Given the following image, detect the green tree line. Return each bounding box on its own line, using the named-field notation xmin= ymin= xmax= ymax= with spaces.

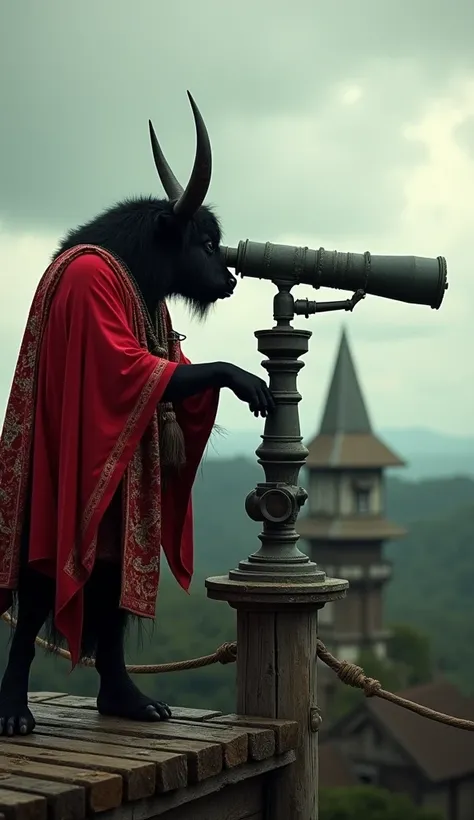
xmin=1 ymin=466 xmax=473 ymax=710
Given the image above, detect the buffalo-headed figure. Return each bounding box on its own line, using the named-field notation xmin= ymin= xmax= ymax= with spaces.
xmin=0 ymin=92 xmax=274 ymax=736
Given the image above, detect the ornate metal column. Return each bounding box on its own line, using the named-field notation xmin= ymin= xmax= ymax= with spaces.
xmin=216 ymin=280 xmax=364 ymax=584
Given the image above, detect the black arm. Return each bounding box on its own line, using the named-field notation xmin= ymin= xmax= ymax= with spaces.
xmin=161 ymin=362 xmax=230 ymax=403
xmin=161 ymin=360 xmax=275 ymax=417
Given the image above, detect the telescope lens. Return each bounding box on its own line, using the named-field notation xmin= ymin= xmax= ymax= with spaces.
xmin=355 ymin=253 xmax=448 ymax=310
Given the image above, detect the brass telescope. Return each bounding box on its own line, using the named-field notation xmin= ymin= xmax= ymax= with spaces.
xmin=221 ymin=240 xmax=448 ymax=309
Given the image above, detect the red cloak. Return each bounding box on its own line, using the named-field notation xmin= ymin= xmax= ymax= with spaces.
xmin=0 ymin=245 xmax=219 ymax=665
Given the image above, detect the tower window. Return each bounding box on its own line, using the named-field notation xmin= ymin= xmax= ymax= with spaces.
xmin=355 ymin=762 xmax=379 ymax=785
xmin=355 ymin=488 xmax=370 ymax=513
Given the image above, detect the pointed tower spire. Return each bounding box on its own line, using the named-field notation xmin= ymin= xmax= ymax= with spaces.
xmin=318 ymin=328 xmax=372 ymax=435
xmin=305 ymin=327 xmax=404 ymax=468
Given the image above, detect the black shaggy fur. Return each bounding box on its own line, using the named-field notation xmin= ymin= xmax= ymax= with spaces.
xmin=54 ymin=196 xmax=230 ymax=321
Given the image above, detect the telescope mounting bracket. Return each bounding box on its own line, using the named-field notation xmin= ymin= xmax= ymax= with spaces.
xmin=293 ymin=288 xmax=366 ymax=318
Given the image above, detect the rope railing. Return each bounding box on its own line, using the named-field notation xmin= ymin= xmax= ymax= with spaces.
xmin=2 ymin=610 xmax=473 ymax=732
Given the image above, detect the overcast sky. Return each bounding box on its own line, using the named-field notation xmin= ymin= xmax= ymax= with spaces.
xmin=1 ymin=0 xmax=473 ymax=443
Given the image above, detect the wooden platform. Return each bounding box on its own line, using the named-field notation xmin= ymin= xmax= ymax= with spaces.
xmin=0 ymin=692 xmax=298 ymax=819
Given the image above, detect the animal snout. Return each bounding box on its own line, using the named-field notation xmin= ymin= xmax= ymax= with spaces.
xmin=227 ymin=273 xmax=237 ymax=292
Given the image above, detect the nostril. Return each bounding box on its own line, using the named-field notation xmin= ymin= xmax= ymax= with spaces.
xmin=228 ymin=275 xmax=237 ymax=290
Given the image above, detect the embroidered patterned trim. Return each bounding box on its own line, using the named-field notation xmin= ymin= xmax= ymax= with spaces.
xmin=64 ymin=359 xmax=167 ymax=581
xmin=1 ymin=245 xmax=101 ymax=587
xmin=0 ymin=244 xmax=172 ymax=611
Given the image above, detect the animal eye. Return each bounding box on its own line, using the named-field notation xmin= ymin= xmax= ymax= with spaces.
xmin=204 ymin=239 xmax=214 ymax=254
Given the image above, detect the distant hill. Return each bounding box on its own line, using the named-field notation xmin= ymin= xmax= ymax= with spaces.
xmin=190 ymin=456 xmax=474 ymax=578
xmin=191 ymin=459 xmax=474 ymax=693
xmin=190 ymin=458 xmax=474 ymax=694
xmin=385 ymin=475 xmax=474 ymax=523
xmin=1 ymin=458 xmax=473 ymax=708
xmin=205 ymin=426 xmax=474 ymax=480
xmin=385 ymin=503 xmax=474 ymax=693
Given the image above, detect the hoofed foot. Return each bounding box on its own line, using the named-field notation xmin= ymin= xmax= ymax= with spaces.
xmin=97 ymin=675 xmax=172 ymax=722
xmin=0 ymin=695 xmax=36 ymax=736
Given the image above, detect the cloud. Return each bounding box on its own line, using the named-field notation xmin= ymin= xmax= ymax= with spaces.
xmin=1 ymin=0 xmax=474 ymax=233
xmin=0 ymin=0 xmax=473 ymax=436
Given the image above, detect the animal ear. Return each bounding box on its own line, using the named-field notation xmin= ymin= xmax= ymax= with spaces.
xmin=155 ymin=211 xmax=173 ymax=230
xmin=154 ymin=210 xmax=183 ymax=244
xmin=155 ymin=210 xmax=177 ymax=235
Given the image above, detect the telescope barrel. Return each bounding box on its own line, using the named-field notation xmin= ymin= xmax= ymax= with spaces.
xmin=221 ymin=240 xmax=448 ymax=309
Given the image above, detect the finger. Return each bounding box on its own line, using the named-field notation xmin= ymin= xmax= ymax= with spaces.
xmin=250 ymin=402 xmax=266 ymax=418
xmin=255 ymin=387 xmax=270 ymax=417
xmin=248 ymin=390 xmax=261 ymax=414
xmin=257 ymin=379 xmax=274 ymax=407
xmin=262 ymin=385 xmax=276 ymax=411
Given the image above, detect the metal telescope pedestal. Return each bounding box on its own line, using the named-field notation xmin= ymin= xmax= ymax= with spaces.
xmin=206 ymin=287 xmax=354 ymax=820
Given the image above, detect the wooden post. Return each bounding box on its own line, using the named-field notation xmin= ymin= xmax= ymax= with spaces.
xmin=206 ymin=579 xmax=347 ymax=820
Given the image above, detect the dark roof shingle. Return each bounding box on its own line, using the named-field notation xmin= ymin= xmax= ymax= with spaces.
xmin=306 ymin=432 xmax=405 ymax=468
xmin=366 ymin=679 xmax=474 ymax=782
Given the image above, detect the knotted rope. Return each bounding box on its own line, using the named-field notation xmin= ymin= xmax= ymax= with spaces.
xmin=0 ymin=611 xmax=237 ymax=671
xmin=2 ymin=611 xmax=473 ymax=732
xmin=316 ymin=640 xmax=474 ymax=732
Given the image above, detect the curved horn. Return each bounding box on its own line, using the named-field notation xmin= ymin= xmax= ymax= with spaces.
xmin=173 ymin=91 xmax=212 ymax=219
xmin=148 ymin=120 xmax=184 ymax=200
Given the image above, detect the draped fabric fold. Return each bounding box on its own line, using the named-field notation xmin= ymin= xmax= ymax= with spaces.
xmin=0 ymin=245 xmax=219 ymax=665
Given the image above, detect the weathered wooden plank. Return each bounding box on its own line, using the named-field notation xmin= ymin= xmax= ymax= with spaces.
xmin=0 ymin=775 xmax=85 ymax=820
xmin=33 ymin=726 xmax=186 ymax=793
xmin=167 ymin=707 xmax=223 ymax=722
xmin=33 ymin=706 xmax=248 ymax=769
xmin=150 ymin=776 xmax=263 ymax=820
xmin=0 ymin=788 xmax=47 ymax=820
xmin=0 ymin=757 xmax=122 ymax=814
xmin=129 ymin=718 xmax=248 ymax=769
xmin=99 ymin=751 xmax=295 ymax=820
xmin=34 ymin=723 xmax=219 ymax=784
xmin=27 ymin=694 xmax=67 ymax=704
xmin=208 ymin=715 xmax=300 ymax=754
xmin=0 ymin=740 xmax=154 ymax=802
xmin=200 ymin=721 xmax=274 ymax=761
xmin=40 ymin=696 xmax=222 ymax=721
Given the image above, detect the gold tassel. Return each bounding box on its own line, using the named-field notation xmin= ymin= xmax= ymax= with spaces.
xmin=153 ymin=303 xmax=186 ymax=471
xmin=159 ymin=403 xmax=186 ymax=469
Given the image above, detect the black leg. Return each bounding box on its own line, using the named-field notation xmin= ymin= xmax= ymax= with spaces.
xmin=0 ymin=568 xmax=54 ymax=736
xmin=92 ymin=563 xmax=171 ymax=722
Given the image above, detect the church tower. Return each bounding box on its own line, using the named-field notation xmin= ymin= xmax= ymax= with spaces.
xmin=298 ymin=328 xmax=406 ymax=675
